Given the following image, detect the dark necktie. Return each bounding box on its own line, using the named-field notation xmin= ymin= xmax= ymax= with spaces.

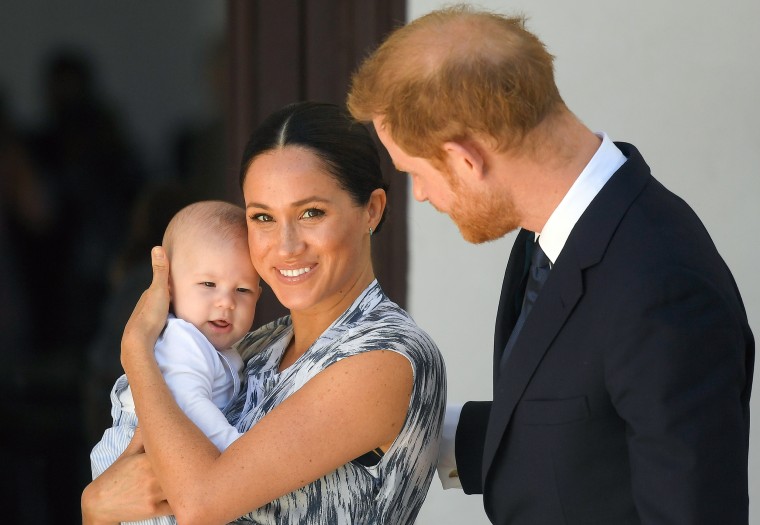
xmin=500 ymin=239 xmax=551 ymax=369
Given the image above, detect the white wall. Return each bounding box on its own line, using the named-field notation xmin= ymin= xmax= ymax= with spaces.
xmin=406 ymin=2 xmax=760 ymax=524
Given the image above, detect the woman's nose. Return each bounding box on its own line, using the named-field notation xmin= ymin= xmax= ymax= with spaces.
xmin=277 ymin=222 xmax=305 ymax=256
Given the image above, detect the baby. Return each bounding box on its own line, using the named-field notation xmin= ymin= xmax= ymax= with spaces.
xmin=90 ymin=201 xmax=259 ymax=524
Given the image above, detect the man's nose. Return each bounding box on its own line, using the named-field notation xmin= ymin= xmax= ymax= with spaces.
xmin=411 ymin=176 xmax=428 ymax=202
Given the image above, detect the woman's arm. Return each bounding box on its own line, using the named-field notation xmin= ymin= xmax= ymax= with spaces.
xmin=122 ymin=248 xmax=414 ymax=525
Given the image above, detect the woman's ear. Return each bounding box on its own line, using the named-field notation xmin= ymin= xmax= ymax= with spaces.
xmin=366 ymin=188 xmax=387 ymax=230
xmin=443 ymin=140 xmax=486 ymax=182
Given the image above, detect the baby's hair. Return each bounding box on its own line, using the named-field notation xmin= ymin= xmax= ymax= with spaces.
xmin=163 ymin=200 xmax=247 ymax=259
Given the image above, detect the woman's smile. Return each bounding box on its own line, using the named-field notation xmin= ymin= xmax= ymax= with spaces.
xmin=278 ymin=265 xmax=315 ymax=278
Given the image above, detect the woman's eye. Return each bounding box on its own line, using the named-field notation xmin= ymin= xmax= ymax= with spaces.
xmin=302 ymin=208 xmax=324 ymax=219
xmin=250 ymin=213 xmax=273 ymax=222
xmin=202 ymin=282 xmax=216 ymax=288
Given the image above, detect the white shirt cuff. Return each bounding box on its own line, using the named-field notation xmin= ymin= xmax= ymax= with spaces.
xmin=437 ymin=403 xmax=463 ymax=489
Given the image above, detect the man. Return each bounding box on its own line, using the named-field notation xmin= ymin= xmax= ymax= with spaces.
xmin=348 ymin=5 xmax=753 ymax=525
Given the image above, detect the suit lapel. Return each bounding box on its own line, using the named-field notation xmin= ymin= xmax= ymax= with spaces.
xmin=481 ymin=142 xmax=653 ymax=485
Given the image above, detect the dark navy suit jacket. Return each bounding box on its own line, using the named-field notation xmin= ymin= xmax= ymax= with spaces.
xmin=456 ymin=143 xmax=754 ymax=524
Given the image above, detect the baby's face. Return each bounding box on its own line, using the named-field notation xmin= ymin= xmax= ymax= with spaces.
xmin=170 ymin=234 xmax=260 ymax=350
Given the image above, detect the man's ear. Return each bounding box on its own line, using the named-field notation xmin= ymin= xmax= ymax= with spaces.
xmin=443 ymin=140 xmax=486 ymax=182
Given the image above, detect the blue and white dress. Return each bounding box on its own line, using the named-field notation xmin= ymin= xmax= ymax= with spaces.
xmin=226 ymin=280 xmax=446 ymax=524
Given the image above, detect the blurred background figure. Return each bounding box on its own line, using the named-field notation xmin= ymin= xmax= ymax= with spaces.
xmin=1 ymin=50 xmax=146 ymax=521
xmin=27 ymin=49 xmax=145 ymax=351
xmin=0 ymin=88 xmax=37 ymax=384
xmin=0 ymin=86 xmax=56 ymax=522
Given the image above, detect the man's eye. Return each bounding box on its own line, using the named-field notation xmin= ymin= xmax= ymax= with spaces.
xmin=202 ymin=282 xmax=216 ymax=288
xmin=302 ymin=208 xmax=324 ymax=219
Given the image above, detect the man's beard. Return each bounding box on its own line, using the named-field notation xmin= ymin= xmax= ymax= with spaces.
xmin=444 ymin=174 xmax=519 ymax=244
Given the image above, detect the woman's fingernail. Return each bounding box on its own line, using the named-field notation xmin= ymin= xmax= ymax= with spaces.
xmin=152 ymin=247 xmax=164 ymax=259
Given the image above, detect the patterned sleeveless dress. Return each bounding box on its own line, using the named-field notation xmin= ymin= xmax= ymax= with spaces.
xmin=225 ymin=281 xmax=446 ymax=524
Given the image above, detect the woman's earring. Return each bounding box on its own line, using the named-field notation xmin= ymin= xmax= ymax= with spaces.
xmin=369 ymin=226 xmax=374 ymax=237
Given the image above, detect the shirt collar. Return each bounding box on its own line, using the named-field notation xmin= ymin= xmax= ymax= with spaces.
xmin=537 ymin=132 xmax=626 ymax=263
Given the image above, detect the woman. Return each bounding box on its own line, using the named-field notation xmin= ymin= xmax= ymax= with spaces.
xmin=82 ymin=102 xmax=446 ymax=524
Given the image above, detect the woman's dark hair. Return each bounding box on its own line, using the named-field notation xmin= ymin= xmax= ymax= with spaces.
xmin=239 ymin=101 xmax=389 ymax=233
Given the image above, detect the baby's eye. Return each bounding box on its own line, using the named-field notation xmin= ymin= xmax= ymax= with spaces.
xmin=250 ymin=213 xmax=273 ymax=222
xmin=201 ymin=281 xmax=216 ymax=288
xmin=236 ymin=287 xmax=251 ymax=293
xmin=302 ymin=208 xmax=324 ymax=219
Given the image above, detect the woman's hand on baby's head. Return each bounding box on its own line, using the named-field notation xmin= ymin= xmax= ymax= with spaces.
xmin=121 ymin=247 xmax=171 ymax=372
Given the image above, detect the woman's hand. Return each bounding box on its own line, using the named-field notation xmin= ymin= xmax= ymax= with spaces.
xmin=121 ymin=247 xmax=171 ymax=374
xmin=82 ymin=428 xmax=171 ymax=524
